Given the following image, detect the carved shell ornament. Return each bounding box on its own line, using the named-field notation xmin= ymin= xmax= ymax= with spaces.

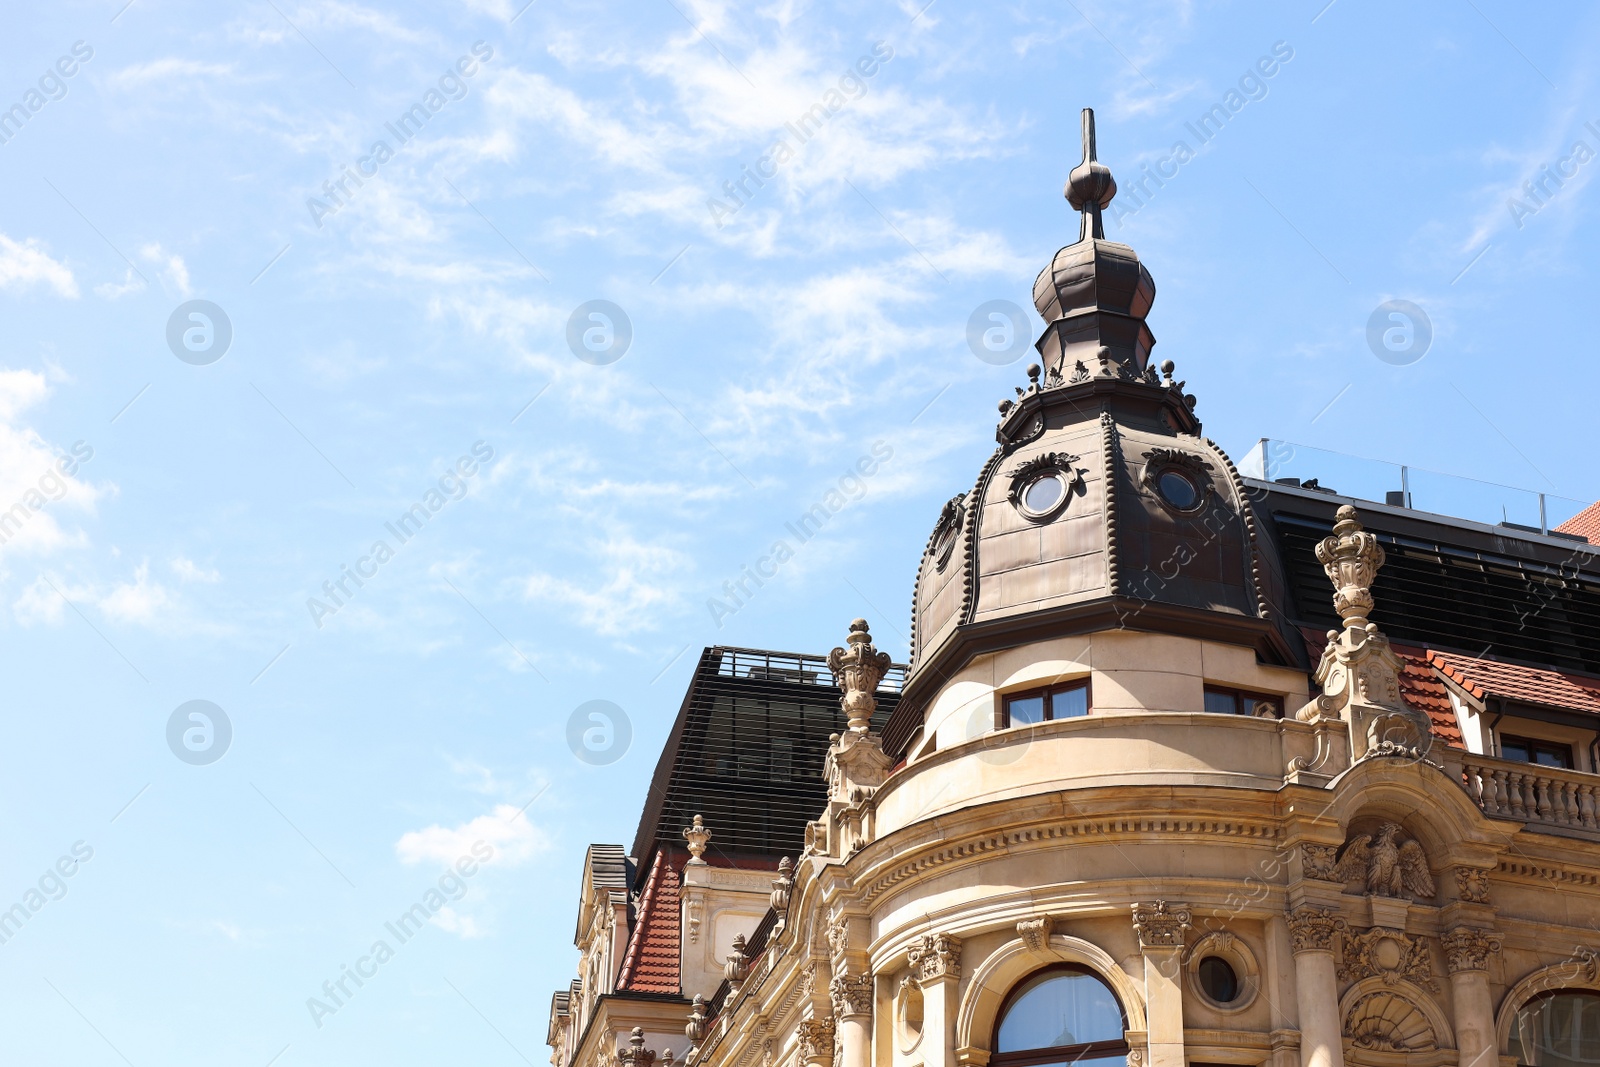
xmin=1345 ymin=992 xmax=1437 ymax=1052
xmin=1007 ymin=452 xmax=1083 ymax=520
xmin=1141 ymin=447 xmax=1214 ymax=515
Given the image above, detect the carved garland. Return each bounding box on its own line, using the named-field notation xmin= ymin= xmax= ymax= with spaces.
xmin=929 ymin=493 xmax=966 ymax=572
xmin=1005 ymin=452 xmax=1083 ymax=518
xmin=1140 ymin=447 xmax=1215 ymax=514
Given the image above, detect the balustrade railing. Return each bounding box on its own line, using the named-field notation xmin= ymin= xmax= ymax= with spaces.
xmin=1461 ymin=756 xmax=1600 ymax=831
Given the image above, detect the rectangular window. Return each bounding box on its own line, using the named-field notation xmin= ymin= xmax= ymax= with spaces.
xmin=1202 ymin=685 xmax=1283 ymax=718
xmin=1000 ymin=679 xmax=1091 ymax=728
xmin=1501 ymin=734 xmax=1575 ymax=769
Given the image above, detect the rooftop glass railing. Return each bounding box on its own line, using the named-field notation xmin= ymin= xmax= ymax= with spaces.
xmin=1238 ymin=439 xmax=1592 ymax=539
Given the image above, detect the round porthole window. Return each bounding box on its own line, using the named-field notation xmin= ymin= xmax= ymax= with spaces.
xmin=1197 ymin=956 xmax=1239 ymax=1004
xmin=1185 ymin=932 xmax=1258 ymax=1012
xmin=1023 ymin=473 xmax=1066 ymax=514
xmin=896 ymin=978 xmax=924 ymax=1050
xmin=1156 ymin=470 xmax=1200 ymax=511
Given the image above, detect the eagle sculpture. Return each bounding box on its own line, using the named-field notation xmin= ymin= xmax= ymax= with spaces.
xmin=1332 ymin=822 xmax=1435 ymax=899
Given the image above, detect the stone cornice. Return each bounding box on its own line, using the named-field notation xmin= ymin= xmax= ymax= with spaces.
xmin=858 ymin=810 xmax=1282 ymax=906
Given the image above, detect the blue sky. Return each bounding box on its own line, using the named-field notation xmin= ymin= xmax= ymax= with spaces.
xmin=1 ymin=0 xmax=1597 ymax=1063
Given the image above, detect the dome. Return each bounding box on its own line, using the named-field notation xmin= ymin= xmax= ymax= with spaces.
xmin=896 ymin=109 xmax=1297 ymax=741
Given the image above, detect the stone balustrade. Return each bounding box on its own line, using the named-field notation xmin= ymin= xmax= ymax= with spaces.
xmin=1460 ymin=755 xmax=1600 ymax=832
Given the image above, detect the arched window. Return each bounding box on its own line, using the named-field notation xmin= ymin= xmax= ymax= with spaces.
xmin=1510 ymin=990 xmax=1600 ymax=1066
xmin=994 ymin=966 xmax=1129 ymax=1067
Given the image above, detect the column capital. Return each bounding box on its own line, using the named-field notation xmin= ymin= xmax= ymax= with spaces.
xmin=909 ymin=933 xmax=962 ymax=981
xmin=1286 ymin=905 xmax=1346 ymax=955
xmin=1132 ymin=901 xmax=1191 ymax=950
xmin=797 ymin=1017 xmax=836 ymax=1067
xmin=1442 ymin=927 xmax=1503 ymax=974
xmin=830 ymin=971 xmax=873 ymax=1020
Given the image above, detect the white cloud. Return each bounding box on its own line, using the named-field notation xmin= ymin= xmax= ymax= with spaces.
xmin=0 ymin=370 xmax=103 ymax=561
xmin=94 ymin=270 xmax=145 ymax=300
xmin=394 ymin=804 xmax=545 ymax=867
xmin=0 ymin=235 xmax=77 ymax=298
xmin=522 ymin=534 xmax=694 ymax=636
xmin=98 ymin=562 xmax=177 ymax=625
xmin=429 ymin=905 xmax=483 ymax=939
xmin=172 ymin=557 xmax=221 ymax=583
xmin=12 ymin=575 xmax=65 ymax=626
xmin=106 ymin=58 xmax=233 ymax=89
xmin=140 ymin=243 xmax=192 ymax=298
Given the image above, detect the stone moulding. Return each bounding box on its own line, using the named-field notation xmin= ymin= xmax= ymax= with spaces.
xmin=859 ymin=817 xmax=1281 ymax=905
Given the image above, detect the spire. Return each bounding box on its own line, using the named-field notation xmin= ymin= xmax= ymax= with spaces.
xmin=1026 ymin=107 xmax=1157 ymax=385
xmin=1066 ymin=108 xmax=1117 ymax=242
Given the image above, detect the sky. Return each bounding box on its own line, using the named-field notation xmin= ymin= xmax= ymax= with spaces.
xmin=2 ymin=0 xmax=1598 ymax=1063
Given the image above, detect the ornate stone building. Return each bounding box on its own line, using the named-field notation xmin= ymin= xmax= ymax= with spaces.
xmin=547 ymin=112 xmax=1600 ymax=1067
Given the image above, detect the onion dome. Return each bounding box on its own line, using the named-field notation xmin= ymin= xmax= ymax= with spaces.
xmin=1032 ymin=109 xmax=1156 ymax=382
xmin=891 ymin=109 xmax=1298 ymax=754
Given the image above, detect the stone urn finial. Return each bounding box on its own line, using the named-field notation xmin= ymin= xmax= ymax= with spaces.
xmin=827 ymin=618 xmax=892 ymax=732
xmin=770 ymin=856 xmax=794 ymax=913
xmin=1316 ymin=505 xmax=1386 ymax=631
xmin=685 ymin=995 xmax=707 ymax=1043
xmin=725 ymin=933 xmax=749 ymax=988
xmin=683 ymin=815 xmax=712 ymax=865
xmin=620 ymin=1028 xmax=656 ymax=1067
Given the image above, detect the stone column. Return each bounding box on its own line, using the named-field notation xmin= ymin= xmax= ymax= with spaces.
xmin=1286 ymin=906 xmax=1346 ymax=1067
xmin=910 ymin=935 xmax=962 ymax=1067
xmin=1444 ymin=928 xmax=1502 ymax=1067
xmin=1132 ymin=902 xmax=1190 ymax=1067
xmin=831 ymin=971 xmax=873 ymax=1067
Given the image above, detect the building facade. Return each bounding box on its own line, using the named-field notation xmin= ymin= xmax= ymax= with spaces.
xmin=547 ymin=112 xmax=1600 ymax=1067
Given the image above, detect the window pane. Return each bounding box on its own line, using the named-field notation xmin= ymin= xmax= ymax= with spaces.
xmin=1502 ymin=739 xmax=1531 ymax=763
xmin=1203 ymin=689 xmax=1238 ymax=715
xmin=996 ymin=970 xmax=1125 ymax=1053
xmin=1510 ymin=992 xmax=1600 ymax=1067
xmin=1007 ymin=695 xmax=1045 ymax=726
xmin=1051 ymin=687 xmax=1088 ymax=719
xmin=1536 ymin=745 xmax=1573 ymax=769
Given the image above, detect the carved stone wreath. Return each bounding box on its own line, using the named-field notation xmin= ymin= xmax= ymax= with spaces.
xmin=1338 ymin=926 xmax=1438 ymax=992
xmin=1006 ymin=452 xmax=1083 ymax=519
xmin=1140 ymin=447 xmax=1215 ymax=515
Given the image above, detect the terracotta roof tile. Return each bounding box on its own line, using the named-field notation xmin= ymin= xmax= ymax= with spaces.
xmin=1427 ymin=649 xmax=1600 ymax=715
xmin=616 ymin=849 xmax=681 ymax=995
xmin=1299 ymin=628 xmax=1462 ymax=747
xmin=1556 ymin=501 xmax=1600 ymax=543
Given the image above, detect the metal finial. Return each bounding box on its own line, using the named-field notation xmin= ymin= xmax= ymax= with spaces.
xmin=1066 ymin=108 xmax=1117 ymax=242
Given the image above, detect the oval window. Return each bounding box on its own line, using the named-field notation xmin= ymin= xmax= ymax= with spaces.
xmin=1023 ymin=473 xmax=1066 ymax=515
xmin=1197 ymin=956 xmax=1240 ymax=1005
xmin=1156 ymin=470 xmax=1200 ymax=511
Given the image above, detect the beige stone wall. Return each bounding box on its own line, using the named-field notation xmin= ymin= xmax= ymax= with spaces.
xmin=681 ymin=717 xmax=1600 ymax=1067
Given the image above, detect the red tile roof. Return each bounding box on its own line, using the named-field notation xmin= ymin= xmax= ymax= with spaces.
xmin=1556 ymin=501 xmax=1600 ymax=543
xmin=616 ymin=849 xmax=681 ymax=995
xmin=1428 ymin=649 xmax=1600 ymax=715
xmin=1300 ymin=628 xmax=1462 ymax=747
